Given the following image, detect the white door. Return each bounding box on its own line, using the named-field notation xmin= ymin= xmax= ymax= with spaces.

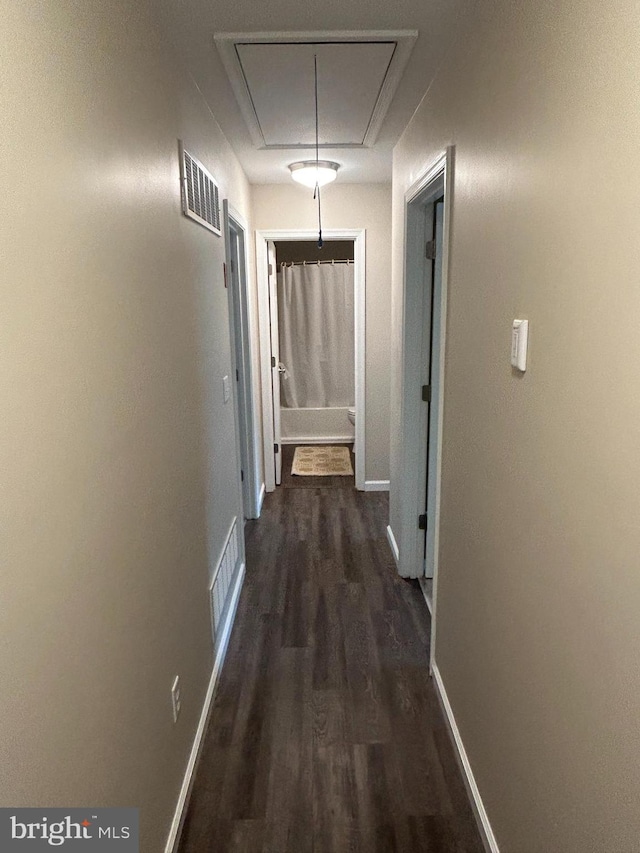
xmin=267 ymin=241 xmax=282 ymax=485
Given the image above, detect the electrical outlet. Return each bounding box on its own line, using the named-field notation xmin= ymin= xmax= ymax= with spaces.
xmin=171 ymin=676 xmax=181 ymax=723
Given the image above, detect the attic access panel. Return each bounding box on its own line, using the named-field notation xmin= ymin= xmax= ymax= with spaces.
xmin=215 ymin=32 xmax=418 ymax=150
xmin=237 ymin=42 xmax=393 ymax=147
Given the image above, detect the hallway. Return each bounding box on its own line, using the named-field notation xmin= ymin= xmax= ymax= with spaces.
xmin=178 ymin=448 xmax=483 ymax=852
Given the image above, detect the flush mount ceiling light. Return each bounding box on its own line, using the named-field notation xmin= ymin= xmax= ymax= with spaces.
xmin=289 ymin=160 xmax=339 ymax=188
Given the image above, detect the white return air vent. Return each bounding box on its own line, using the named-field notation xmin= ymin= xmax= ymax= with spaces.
xmin=179 ymin=142 xmax=221 ymax=235
xmin=209 ymin=517 xmax=240 ymax=648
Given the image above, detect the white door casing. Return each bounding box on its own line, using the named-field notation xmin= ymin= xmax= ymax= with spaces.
xmin=223 ymin=200 xmax=261 ymax=518
xmin=256 ymin=229 xmax=366 ymax=492
xmin=397 ymin=148 xmax=454 ymax=671
xmin=267 ymin=241 xmax=282 ymax=486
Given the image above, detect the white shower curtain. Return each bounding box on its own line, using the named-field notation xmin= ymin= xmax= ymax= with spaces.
xmin=277 ymin=262 xmax=355 ymax=408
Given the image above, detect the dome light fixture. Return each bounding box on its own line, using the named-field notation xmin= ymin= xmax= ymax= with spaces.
xmin=289 ymin=160 xmax=340 ymax=189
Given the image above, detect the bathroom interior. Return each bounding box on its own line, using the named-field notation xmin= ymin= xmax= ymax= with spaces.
xmin=274 ymin=239 xmax=356 ymax=458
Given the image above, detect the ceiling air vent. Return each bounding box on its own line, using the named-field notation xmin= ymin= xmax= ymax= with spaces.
xmin=179 ymin=143 xmax=221 ymax=235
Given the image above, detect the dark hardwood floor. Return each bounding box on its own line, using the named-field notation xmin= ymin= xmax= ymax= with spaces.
xmin=178 ymin=445 xmax=484 ymax=852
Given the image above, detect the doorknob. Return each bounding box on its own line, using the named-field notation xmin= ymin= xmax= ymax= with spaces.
xmin=277 ymin=362 xmax=287 ymax=375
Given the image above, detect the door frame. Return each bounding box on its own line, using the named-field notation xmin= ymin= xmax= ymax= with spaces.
xmin=398 ymin=148 xmax=453 ymax=668
xmin=223 ymin=200 xmax=261 ymax=519
xmin=266 ymin=241 xmax=282 ymax=486
xmin=256 ymin=228 xmax=366 ymax=492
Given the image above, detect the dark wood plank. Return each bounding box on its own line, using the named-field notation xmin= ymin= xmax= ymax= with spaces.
xmin=178 ymin=448 xmax=484 ymax=853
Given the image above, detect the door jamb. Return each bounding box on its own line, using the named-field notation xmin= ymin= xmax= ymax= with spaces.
xmin=255 ymin=228 xmax=366 ymax=491
xmin=223 ymin=200 xmax=261 ymax=518
xmin=399 ymin=148 xmax=454 ymax=671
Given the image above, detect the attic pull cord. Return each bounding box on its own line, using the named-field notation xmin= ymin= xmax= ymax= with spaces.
xmin=313 ymin=54 xmax=323 ymax=249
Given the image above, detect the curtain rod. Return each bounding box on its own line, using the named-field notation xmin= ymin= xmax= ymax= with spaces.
xmin=279 ymin=259 xmax=352 ymax=267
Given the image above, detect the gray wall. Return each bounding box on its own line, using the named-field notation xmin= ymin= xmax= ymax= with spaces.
xmin=391 ymin=0 xmax=640 ymax=850
xmin=253 ymin=183 xmax=392 ymax=482
xmin=0 ymin=1 xmax=250 ymax=850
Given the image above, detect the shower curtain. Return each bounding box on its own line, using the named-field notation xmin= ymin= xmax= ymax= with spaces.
xmin=277 ymin=261 xmax=355 ymax=408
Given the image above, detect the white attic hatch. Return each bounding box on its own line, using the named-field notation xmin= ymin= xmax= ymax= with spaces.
xmin=215 ymin=31 xmax=417 ymax=149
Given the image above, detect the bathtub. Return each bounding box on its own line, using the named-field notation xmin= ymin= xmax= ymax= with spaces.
xmin=280 ymin=407 xmax=354 ymax=445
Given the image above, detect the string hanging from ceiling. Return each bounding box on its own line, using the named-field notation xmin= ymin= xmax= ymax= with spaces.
xmin=287 ymin=56 xmax=340 ymax=246
xmin=313 ymin=54 xmax=323 ymax=249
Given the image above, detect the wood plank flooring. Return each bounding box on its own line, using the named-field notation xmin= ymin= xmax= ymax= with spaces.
xmin=178 ymin=445 xmax=483 ymax=852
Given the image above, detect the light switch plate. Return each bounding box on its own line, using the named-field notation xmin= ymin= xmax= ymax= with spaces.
xmin=223 ymin=375 xmax=231 ymax=403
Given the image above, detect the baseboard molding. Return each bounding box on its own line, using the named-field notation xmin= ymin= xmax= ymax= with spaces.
xmin=364 ymin=480 xmax=390 ymax=491
xmin=386 ymin=524 xmax=400 ymax=567
xmin=164 ymin=562 xmax=246 ymax=853
xmin=257 ymin=483 xmax=266 ymax=516
xmin=281 ymin=436 xmax=354 ymax=445
xmin=418 ymin=576 xmax=433 ymax=615
xmin=431 ymin=663 xmax=500 ymax=853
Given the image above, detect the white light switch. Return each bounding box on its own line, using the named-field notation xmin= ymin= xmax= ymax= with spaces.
xmin=222 ymin=375 xmax=231 ymax=403
xmin=511 ymin=319 xmax=529 ymax=371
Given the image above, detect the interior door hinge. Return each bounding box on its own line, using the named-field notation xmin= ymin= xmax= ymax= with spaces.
xmin=240 ymin=469 xmax=244 ymax=482
xmin=418 ymin=514 xmax=427 ymax=530
xmin=274 ymin=443 xmax=279 ymax=454
xmin=271 ymin=356 xmax=276 ymax=368
xmin=268 ymin=263 xmax=273 ymax=276
xmin=425 ymin=240 xmax=436 ymax=261
xmin=236 ymin=369 xmax=239 ymax=382
xmin=422 ymin=385 xmax=431 ymax=402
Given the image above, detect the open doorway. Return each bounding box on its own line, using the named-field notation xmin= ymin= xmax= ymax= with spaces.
xmin=396 ymin=149 xmax=453 ymax=661
xmin=276 ymin=239 xmax=355 ymax=448
xmin=256 ymin=229 xmax=366 ymax=491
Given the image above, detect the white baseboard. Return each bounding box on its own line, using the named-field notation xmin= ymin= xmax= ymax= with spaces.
xmin=431 ymin=663 xmax=499 ymax=853
xmin=164 ymin=562 xmax=246 ymax=853
xmin=257 ymin=483 xmax=266 ymax=516
xmin=364 ymin=480 xmax=390 ymax=491
xmin=386 ymin=524 xmax=400 ymax=567
xmin=281 ymin=435 xmax=354 ymax=445
xmin=418 ymin=576 xmax=433 ymax=615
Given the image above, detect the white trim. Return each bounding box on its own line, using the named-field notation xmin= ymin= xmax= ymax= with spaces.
xmin=364 ymin=480 xmax=390 ymax=491
xmin=396 ymin=148 xmax=455 ymax=680
xmin=398 ymin=150 xmax=449 ymax=580
xmin=427 ymin=149 xmax=454 ymax=670
xmin=214 ymin=31 xmax=417 ymax=150
xmin=164 ymin=562 xmax=246 ymax=853
xmin=386 ymin=525 xmax=399 ymax=566
xmin=256 ymin=229 xmax=366 ymax=491
xmin=353 ymin=232 xmax=366 ymax=492
xmin=223 ymin=201 xmax=260 ymax=519
xmin=405 ymin=150 xmax=449 ymax=203
xmin=281 ymin=435 xmax=353 ymax=445
xmin=266 ymin=241 xmax=283 ymax=486
xmin=418 ymin=576 xmax=433 ymax=615
xmin=257 ymin=482 xmax=266 ymax=516
xmin=256 ymin=236 xmax=275 ymax=492
xmin=431 ymin=663 xmax=500 ymax=853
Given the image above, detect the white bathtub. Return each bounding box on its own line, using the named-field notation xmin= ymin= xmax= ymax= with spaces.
xmin=280 ymin=407 xmax=354 ymax=445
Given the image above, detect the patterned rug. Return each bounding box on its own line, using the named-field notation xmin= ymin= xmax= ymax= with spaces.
xmin=291 ymin=445 xmax=353 ymax=476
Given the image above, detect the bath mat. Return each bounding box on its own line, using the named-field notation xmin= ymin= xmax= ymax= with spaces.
xmin=291 ymin=445 xmax=353 ymax=477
